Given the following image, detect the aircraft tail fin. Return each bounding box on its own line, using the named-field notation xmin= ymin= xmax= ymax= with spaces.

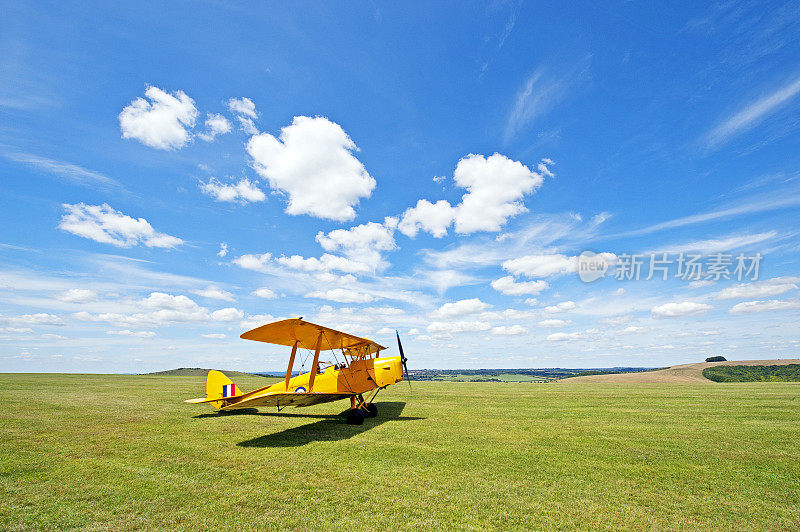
xmin=184 ymin=370 xmax=244 ymax=410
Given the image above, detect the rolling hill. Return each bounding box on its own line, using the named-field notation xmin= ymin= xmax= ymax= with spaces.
xmin=561 ymin=359 xmax=800 ymax=383
xmin=141 ymin=368 xmax=267 ymax=378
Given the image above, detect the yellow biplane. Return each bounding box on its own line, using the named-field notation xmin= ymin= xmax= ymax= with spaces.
xmin=186 ymin=318 xmax=410 ymax=424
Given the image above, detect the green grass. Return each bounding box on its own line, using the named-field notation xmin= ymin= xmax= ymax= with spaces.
xmin=2 ymin=374 xmax=799 ymax=530
xmin=703 ymin=364 xmax=800 ymax=383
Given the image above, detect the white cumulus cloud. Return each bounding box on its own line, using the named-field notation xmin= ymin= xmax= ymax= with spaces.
xmin=200 ymin=178 xmax=266 ymax=203
xmin=452 ymin=153 xmax=544 ymax=233
xmin=197 ymin=113 xmax=232 ymax=142
xmin=277 ymin=254 xmax=371 ymax=275
xmin=616 ymin=326 xmax=646 ymax=335
xmin=491 ymin=325 xmax=528 ymax=336
xmin=305 ymin=288 xmax=377 ymax=303
xmin=537 ymin=319 xmax=570 ymax=327
xmin=651 ymin=301 xmax=712 ymax=318
xmin=398 ymin=154 xmax=546 ymax=237
xmin=268 ymin=218 xmax=398 ymax=277
xmin=429 ymin=298 xmax=490 ymax=319
xmin=227 ymin=97 xmax=258 ymax=119
xmin=503 ymin=253 xmax=575 ymax=277
xmin=141 ymin=292 xmax=200 ymax=311
xmin=729 ymin=299 xmax=800 ymax=315
xmin=316 ymin=218 xmax=397 ymax=271
xmin=503 ymin=252 xmax=616 ymax=278
xmin=491 ymin=276 xmax=549 ymax=296
xmin=427 ymin=320 xmax=491 ymax=334
xmin=545 ymin=301 xmax=576 ymax=313
xmin=547 ymin=331 xmax=588 ymax=342
xmin=714 ymin=277 xmax=798 ymax=300
xmin=74 ymin=293 xmax=245 ymax=327
xmin=58 ymin=203 xmax=183 ymax=248
xmin=56 ymin=289 xmax=97 ymax=303
xmin=232 ymin=253 xmax=272 ymax=273
xmin=191 ymin=286 xmax=235 ymax=302
xmin=119 ymin=86 xmax=198 ymax=150
xmin=247 ymin=116 xmax=375 ymax=221
xmin=252 ymin=287 xmax=277 ymax=299
xmin=398 ymin=200 xmax=456 ymax=238
xmin=238 ymin=117 xmax=259 ymax=135
xmin=210 ymin=307 xmax=244 ymax=322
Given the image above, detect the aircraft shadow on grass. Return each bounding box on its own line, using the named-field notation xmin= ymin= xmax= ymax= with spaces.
xmin=205 ymin=401 xmax=424 ymax=448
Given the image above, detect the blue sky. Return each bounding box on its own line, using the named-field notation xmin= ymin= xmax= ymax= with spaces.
xmin=2 ymin=1 xmax=800 ymax=373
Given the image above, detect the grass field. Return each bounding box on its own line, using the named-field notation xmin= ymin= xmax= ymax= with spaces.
xmin=2 ymin=374 xmax=799 ymax=530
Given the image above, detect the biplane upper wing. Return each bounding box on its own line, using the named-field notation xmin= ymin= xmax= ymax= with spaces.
xmin=240 ymin=318 xmax=387 ymax=357
xmin=218 ymin=391 xmax=353 ymax=410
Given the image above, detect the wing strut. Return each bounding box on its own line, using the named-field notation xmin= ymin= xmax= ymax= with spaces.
xmin=284 ymin=340 xmax=298 ymax=391
xmin=307 ymin=331 xmax=324 ymax=392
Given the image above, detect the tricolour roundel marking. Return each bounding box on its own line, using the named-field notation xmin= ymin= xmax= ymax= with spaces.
xmin=294 ymin=386 xmax=307 ymax=393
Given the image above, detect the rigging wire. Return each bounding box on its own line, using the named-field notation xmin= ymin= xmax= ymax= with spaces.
xmin=321 ymin=329 xmax=355 ymax=393
xmin=298 ymin=344 xmax=312 ymax=375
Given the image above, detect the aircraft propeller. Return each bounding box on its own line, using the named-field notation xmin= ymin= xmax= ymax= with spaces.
xmin=395 ymin=330 xmax=411 ymax=390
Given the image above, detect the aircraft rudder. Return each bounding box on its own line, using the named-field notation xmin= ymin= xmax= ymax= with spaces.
xmin=205 ymin=370 xmax=241 ymax=409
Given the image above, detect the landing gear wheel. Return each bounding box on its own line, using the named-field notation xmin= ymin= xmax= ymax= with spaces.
xmin=365 ymin=403 xmax=378 ymax=418
xmin=346 ymin=408 xmax=365 ymax=425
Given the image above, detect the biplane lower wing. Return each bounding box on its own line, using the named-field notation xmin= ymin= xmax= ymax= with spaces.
xmin=184 ymin=394 xmax=250 ymax=404
xmin=218 ymin=392 xmax=353 ymax=410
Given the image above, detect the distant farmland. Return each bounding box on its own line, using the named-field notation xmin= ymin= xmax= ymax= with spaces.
xmin=410 ymin=367 xmax=653 ymax=382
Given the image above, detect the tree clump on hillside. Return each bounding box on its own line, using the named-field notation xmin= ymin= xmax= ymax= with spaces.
xmin=703 ymin=364 xmax=800 ymax=382
xmin=705 ymin=356 xmax=727 ymax=362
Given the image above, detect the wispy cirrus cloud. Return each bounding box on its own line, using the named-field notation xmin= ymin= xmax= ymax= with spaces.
xmin=504 ymin=70 xmax=566 ymax=143
xmin=3 ymin=152 xmax=122 ymax=190
xmin=478 ymin=0 xmax=523 ymax=76
xmin=504 ymin=58 xmax=590 ymax=143
xmin=650 ymin=231 xmax=779 ymax=255
xmin=714 ymin=276 xmax=799 ymax=301
xmin=617 ymin=186 xmax=800 ymax=238
xmin=704 ymin=76 xmax=800 ymax=149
